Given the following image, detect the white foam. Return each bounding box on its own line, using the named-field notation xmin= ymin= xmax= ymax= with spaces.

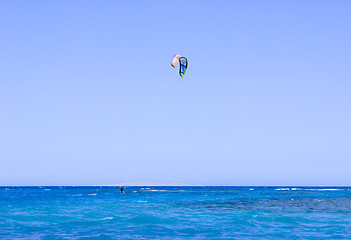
xmin=249 ymin=189 xmax=254 ymax=191
xmin=306 ymin=188 xmax=342 ymax=191
xmin=88 ymin=193 xmax=97 ymax=196
xmin=100 ymin=217 xmax=114 ymax=221
xmin=275 ymin=188 xmax=342 ymax=191
xmin=137 ymin=200 xmax=147 ymax=203
xmin=150 ymin=190 xmax=167 ymax=192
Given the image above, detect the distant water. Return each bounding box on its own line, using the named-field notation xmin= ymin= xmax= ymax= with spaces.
xmin=1 ymin=186 xmax=351 ymax=239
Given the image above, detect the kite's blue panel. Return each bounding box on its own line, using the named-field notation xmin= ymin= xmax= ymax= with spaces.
xmin=179 ymin=57 xmax=188 ymax=78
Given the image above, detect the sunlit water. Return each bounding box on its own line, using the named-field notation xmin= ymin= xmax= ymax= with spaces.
xmin=1 ymin=186 xmax=350 ymax=239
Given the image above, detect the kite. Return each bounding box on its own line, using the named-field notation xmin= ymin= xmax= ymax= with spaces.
xmin=171 ymin=54 xmax=188 ymax=77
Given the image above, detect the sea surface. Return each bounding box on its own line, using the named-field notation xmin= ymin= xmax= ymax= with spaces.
xmin=1 ymin=186 xmax=351 ymax=239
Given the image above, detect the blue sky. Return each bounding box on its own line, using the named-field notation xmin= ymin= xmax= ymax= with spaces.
xmin=1 ymin=1 xmax=350 ymax=186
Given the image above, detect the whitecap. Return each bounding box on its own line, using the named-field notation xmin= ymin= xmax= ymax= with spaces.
xmin=88 ymin=193 xmax=97 ymax=196
xmin=249 ymin=189 xmax=254 ymax=191
xmin=137 ymin=201 xmax=147 ymax=203
xmin=71 ymin=194 xmax=82 ymax=196
xmin=99 ymin=217 xmax=114 ymax=221
xmin=307 ymin=188 xmax=341 ymax=191
xmin=275 ymin=188 xmax=290 ymax=191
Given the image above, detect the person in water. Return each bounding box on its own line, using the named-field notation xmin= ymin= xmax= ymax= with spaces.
xmin=120 ymin=186 xmax=125 ymax=194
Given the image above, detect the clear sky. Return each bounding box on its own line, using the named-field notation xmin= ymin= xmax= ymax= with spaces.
xmin=1 ymin=1 xmax=350 ymax=186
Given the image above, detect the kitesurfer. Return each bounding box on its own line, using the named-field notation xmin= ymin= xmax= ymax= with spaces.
xmin=120 ymin=186 xmax=125 ymax=194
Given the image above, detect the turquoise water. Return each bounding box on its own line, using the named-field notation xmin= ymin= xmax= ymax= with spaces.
xmin=1 ymin=186 xmax=351 ymax=239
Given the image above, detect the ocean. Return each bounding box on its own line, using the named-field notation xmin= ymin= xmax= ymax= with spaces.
xmin=1 ymin=186 xmax=350 ymax=239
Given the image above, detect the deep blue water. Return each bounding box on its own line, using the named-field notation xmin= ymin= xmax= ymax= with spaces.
xmin=1 ymin=186 xmax=351 ymax=239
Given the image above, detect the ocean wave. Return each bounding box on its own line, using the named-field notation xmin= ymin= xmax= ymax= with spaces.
xmin=306 ymin=188 xmax=342 ymax=191
xmin=275 ymin=188 xmax=343 ymax=191
xmin=99 ymin=217 xmax=114 ymax=221
xmin=275 ymin=188 xmax=301 ymax=191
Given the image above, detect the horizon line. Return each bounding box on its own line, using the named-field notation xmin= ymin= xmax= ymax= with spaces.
xmin=1 ymin=185 xmax=351 ymax=187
